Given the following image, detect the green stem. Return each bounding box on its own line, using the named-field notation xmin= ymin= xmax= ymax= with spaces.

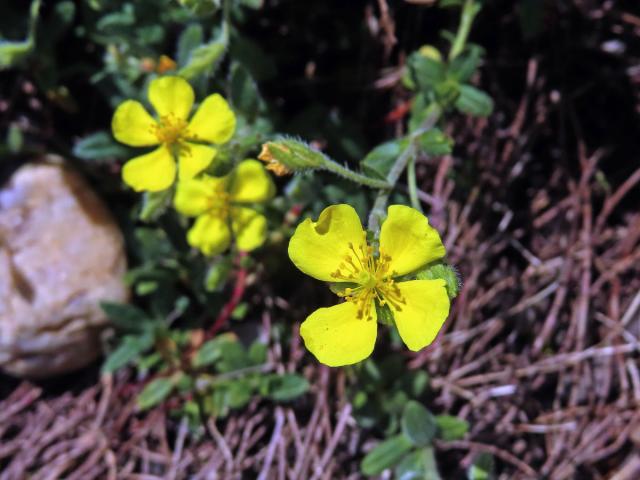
xmin=322 ymin=160 xmax=391 ymax=189
xmin=367 ymin=105 xmax=442 ymax=232
xmin=449 ymin=0 xmax=479 ymax=61
xmin=222 ymin=0 xmax=231 ymax=43
xmin=407 ymin=157 xmax=422 ymax=213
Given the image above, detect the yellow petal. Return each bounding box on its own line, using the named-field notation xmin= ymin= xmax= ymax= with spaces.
xmin=379 ymin=205 xmax=446 ymax=276
xmin=178 ymin=142 xmax=217 ymax=180
xmin=122 ymin=145 xmax=176 ymax=192
xmin=187 ymin=93 xmax=236 ymax=144
xmin=300 ymin=301 xmax=377 ymax=367
xmin=111 ymin=100 xmax=159 ymax=147
xmin=187 ymin=213 xmax=231 ymax=256
xmin=174 ymin=175 xmax=222 ymax=216
xmin=148 ymin=76 xmax=194 ymax=120
xmin=288 ymin=204 xmax=367 ymax=282
xmin=232 ymin=207 xmax=267 ymax=252
xmin=388 ymin=279 xmax=450 ymax=351
xmin=230 ymin=160 xmax=275 ymax=203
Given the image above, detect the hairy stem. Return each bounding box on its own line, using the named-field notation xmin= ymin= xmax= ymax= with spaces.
xmin=407 ymin=156 xmax=423 ymax=212
xmin=367 ymin=105 xmax=442 ymax=232
xmin=322 ymin=160 xmax=392 ymax=189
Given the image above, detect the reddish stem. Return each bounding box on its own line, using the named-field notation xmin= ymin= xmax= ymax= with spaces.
xmin=208 ymin=252 xmax=248 ymax=338
xmin=384 ymin=99 xmax=412 ymax=123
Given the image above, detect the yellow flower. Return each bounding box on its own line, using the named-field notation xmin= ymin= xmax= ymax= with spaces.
xmin=288 ymin=204 xmax=450 ymax=367
xmin=112 ymin=76 xmax=236 ymax=192
xmin=173 ymin=160 xmax=275 ymax=256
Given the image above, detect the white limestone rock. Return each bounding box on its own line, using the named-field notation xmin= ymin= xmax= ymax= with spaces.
xmin=0 ymin=159 xmax=128 ymax=378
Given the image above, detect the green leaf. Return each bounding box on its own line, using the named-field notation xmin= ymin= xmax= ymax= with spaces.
xmin=101 ymin=302 xmax=149 ymax=330
xmin=448 ymin=45 xmax=483 ymax=83
xmin=408 ymin=52 xmax=446 ymax=91
xmin=72 ymin=131 xmax=128 ymax=161
xmin=231 ymin=302 xmax=248 ymax=320
xmin=361 ymin=139 xmax=408 ymax=180
xmin=102 ymin=333 xmax=154 ymax=373
xmin=402 ymin=401 xmax=437 ymax=447
xmin=54 ymin=1 xmax=76 ymax=25
xmin=6 ymin=124 xmax=23 ymax=153
xmin=178 ymin=37 xmax=226 ymax=80
xmin=192 ymin=333 xmax=236 ymax=368
xmin=217 ymin=341 xmax=252 ymax=373
xmin=226 ymin=380 xmax=253 ymax=408
xmin=204 ymin=258 xmax=232 ymax=292
xmin=395 ymin=448 xmax=441 ymax=480
xmin=434 ymin=78 xmax=461 ymax=107
xmin=409 ymin=94 xmax=433 ymax=132
xmin=439 ymin=0 xmax=464 ymax=7
xmin=137 ymin=377 xmax=176 ymax=410
xmin=178 ymin=0 xmax=221 ymax=15
xmin=139 ymin=189 xmax=173 ymax=222
xmin=96 ymin=4 xmax=135 ymax=30
xmin=0 ymin=0 xmax=40 ymax=69
xmin=416 ymin=129 xmax=454 ymax=156
xmin=248 ymin=341 xmax=268 ymax=365
xmin=455 ymin=85 xmax=494 ymax=117
xmin=415 ymin=263 xmax=460 ymax=299
xmin=267 ymin=374 xmax=310 ymax=402
xmin=176 ymin=24 xmax=203 ymax=67
xmin=435 ymin=415 xmax=469 ymax=441
xmin=467 ymin=453 xmax=495 ymax=480
xmin=361 ymin=434 xmax=414 ymax=476
xmin=240 ymin=0 xmax=263 ymax=8
xmin=411 ymin=370 xmax=430 ymax=397
xmin=230 ymin=62 xmax=261 ymax=117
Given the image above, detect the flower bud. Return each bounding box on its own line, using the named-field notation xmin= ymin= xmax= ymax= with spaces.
xmin=418 ymin=45 xmax=442 ymax=62
xmin=258 ymin=139 xmax=327 ymax=175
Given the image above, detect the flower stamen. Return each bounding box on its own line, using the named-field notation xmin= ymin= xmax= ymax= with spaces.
xmin=332 ymin=243 xmax=406 ymax=320
xmin=153 ymin=114 xmax=189 ymax=145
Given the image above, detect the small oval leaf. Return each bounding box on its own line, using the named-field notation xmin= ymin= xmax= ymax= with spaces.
xmin=137 ymin=377 xmax=176 ymax=410
xmin=361 ymin=434 xmax=413 ymax=476
xmin=402 ymin=401 xmax=437 ymax=447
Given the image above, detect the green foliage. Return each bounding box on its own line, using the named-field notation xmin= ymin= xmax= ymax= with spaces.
xmin=435 ymin=415 xmax=469 ymax=441
xmin=265 ymin=374 xmax=310 ymax=401
xmin=455 ymin=85 xmax=494 ymax=117
xmin=416 ymin=263 xmax=461 ymax=299
xmin=361 ymin=434 xmax=414 ymax=476
xmin=359 ymin=398 xmax=466 ymax=478
xmin=361 ymin=139 xmax=409 ymax=180
xmin=178 ymin=31 xmax=227 ymax=79
xmin=396 ymin=449 xmax=441 ymax=480
xmin=138 ymin=376 xmax=178 ymax=410
xmin=468 ymin=453 xmax=495 ymax=480
xmin=402 ymin=401 xmax=437 ymax=447
xmin=73 ymin=131 xmax=129 ymax=161
xmin=0 ymin=0 xmax=40 ymax=69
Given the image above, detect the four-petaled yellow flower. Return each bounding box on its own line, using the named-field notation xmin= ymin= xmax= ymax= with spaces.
xmin=288 ymin=204 xmax=450 ymax=366
xmin=173 ymin=160 xmax=275 ymax=256
xmin=112 ymin=76 xmax=236 ymax=192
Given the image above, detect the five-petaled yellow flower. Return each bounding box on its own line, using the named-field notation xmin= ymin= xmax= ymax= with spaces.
xmin=112 ymin=76 xmax=236 ymax=192
xmin=289 ymin=204 xmax=450 ymax=366
xmin=173 ymin=160 xmax=275 ymax=256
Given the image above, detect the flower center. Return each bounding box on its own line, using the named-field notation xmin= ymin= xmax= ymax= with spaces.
xmin=153 ymin=114 xmax=188 ymax=145
xmin=205 ymin=188 xmax=231 ymax=219
xmin=330 ymin=242 xmax=406 ymax=320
